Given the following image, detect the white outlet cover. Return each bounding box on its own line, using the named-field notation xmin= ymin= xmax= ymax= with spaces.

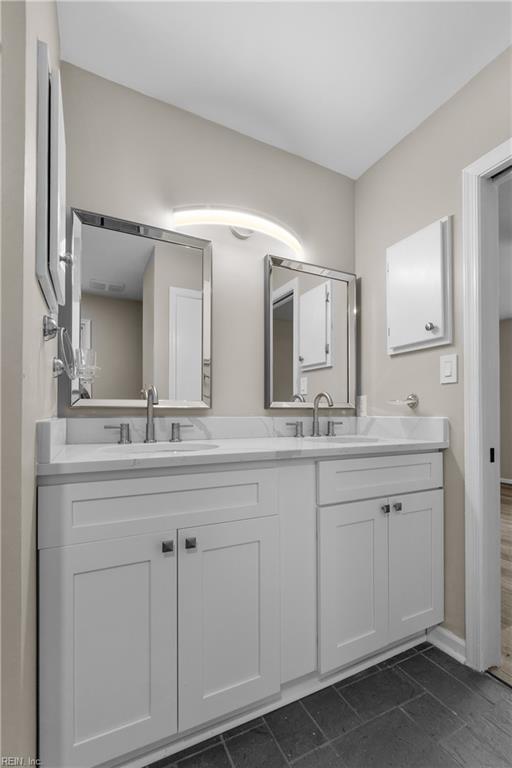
xmin=300 ymin=376 xmax=308 ymax=395
xmin=440 ymin=353 xmax=458 ymax=384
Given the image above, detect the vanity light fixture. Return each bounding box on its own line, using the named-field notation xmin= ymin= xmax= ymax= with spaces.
xmin=172 ymin=206 xmax=304 ymax=258
xmin=230 ymin=226 xmax=253 ymax=241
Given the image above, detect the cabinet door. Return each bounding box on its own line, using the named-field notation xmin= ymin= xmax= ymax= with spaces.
xmin=386 ymin=217 xmax=452 ymax=354
xmin=299 ymin=281 xmax=331 ymax=369
xmin=178 ymin=516 xmax=280 ymax=731
xmin=39 ymin=533 xmax=177 ymax=768
xmin=319 ymin=500 xmax=388 ymax=674
xmin=388 ymin=490 xmax=444 ymax=642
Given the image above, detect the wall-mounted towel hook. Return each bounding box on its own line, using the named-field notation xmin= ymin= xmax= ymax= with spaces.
xmin=387 ymin=393 xmax=419 ymax=410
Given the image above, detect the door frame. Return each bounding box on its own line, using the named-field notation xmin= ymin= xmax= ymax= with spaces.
xmin=463 ymin=137 xmax=512 ymax=671
xmin=272 ymin=277 xmax=300 ymax=397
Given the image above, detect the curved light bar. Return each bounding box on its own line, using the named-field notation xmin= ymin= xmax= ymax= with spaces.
xmin=172 ymin=207 xmax=304 ymax=257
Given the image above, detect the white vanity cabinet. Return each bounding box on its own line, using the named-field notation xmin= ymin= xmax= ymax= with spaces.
xmin=318 ymin=453 xmax=444 ymax=675
xmin=178 ymin=517 xmax=280 ymax=731
xmin=318 ymin=499 xmax=389 ymax=672
xmin=38 ymin=468 xmax=280 ymax=768
xmin=388 ymin=489 xmax=444 ymax=642
xmin=38 ymin=448 xmax=445 ymax=768
xmin=39 ymin=532 xmax=178 ymax=768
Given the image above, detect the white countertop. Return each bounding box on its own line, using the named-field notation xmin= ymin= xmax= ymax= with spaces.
xmin=37 ymin=435 xmax=448 ymax=477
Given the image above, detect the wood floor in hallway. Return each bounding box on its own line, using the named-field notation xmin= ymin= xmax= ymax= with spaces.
xmin=490 ymin=483 xmax=512 ymax=686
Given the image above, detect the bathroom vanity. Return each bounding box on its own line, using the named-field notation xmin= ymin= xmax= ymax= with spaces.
xmin=38 ymin=208 xmax=450 ymax=768
xmin=37 ymin=419 xmax=447 ymax=768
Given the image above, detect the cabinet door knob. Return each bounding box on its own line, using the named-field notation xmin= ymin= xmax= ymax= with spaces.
xmin=381 ymin=504 xmax=390 ymax=514
xmin=393 ymin=502 xmax=403 ymax=512
xmin=425 ymin=322 xmax=435 ymax=331
xmin=185 ymin=537 xmax=197 ymax=550
xmin=161 ymin=540 xmax=174 ymax=553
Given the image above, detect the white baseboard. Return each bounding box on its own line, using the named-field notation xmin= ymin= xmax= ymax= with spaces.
xmin=427 ymin=625 xmax=466 ymax=664
xmin=500 ymin=477 xmax=512 ymax=485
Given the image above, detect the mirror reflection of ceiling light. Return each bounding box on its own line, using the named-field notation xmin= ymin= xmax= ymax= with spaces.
xmin=171 ymin=206 xmax=304 ymax=257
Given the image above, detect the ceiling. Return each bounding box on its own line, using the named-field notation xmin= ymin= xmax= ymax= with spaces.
xmin=81 ymin=226 xmax=155 ymax=300
xmin=58 ymin=1 xmax=511 ymax=179
xmin=81 ymin=222 xmax=293 ymax=300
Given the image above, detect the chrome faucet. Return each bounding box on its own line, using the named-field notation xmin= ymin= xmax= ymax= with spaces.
xmin=312 ymin=391 xmax=334 ymax=436
xmin=141 ymin=385 xmax=159 ymax=443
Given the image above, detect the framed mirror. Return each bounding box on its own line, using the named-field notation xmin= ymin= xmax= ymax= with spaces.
xmin=36 ymin=42 xmax=67 ymax=313
xmin=60 ymin=209 xmax=212 ymax=409
xmin=265 ymin=255 xmax=356 ymax=408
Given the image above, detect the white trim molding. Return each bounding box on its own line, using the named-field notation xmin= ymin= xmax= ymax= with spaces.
xmin=427 ymin=626 xmax=466 ymax=665
xmin=272 ymin=277 xmax=300 ymax=397
xmin=463 ymin=138 xmax=512 ymax=672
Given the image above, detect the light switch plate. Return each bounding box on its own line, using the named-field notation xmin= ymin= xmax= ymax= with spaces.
xmin=440 ymin=353 xmax=458 ymax=384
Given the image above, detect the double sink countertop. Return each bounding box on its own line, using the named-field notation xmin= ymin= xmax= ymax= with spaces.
xmin=37 ymin=419 xmax=450 ymax=477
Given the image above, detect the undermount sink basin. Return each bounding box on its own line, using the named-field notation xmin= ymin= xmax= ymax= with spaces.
xmin=102 ymin=442 xmax=218 ymax=454
xmin=303 ymin=435 xmax=380 ymax=444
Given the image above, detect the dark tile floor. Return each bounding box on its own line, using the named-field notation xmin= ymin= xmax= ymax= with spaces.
xmin=148 ymin=642 xmax=512 ymax=768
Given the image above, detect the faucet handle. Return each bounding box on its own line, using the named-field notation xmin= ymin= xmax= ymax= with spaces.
xmin=170 ymin=422 xmax=193 ymax=443
xmin=104 ymin=423 xmax=132 ymax=444
xmin=286 ymin=421 xmax=304 ymax=438
xmin=326 ymin=420 xmax=344 ymax=437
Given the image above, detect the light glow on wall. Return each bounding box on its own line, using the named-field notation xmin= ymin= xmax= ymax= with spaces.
xmin=172 ymin=206 xmax=304 ymax=258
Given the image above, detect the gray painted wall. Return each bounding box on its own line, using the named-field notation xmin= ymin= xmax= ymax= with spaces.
xmin=1 ymin=0 xmax=61 ymax=758
xmin=60 ymin=62 xmax=355 ymax=416
xmin=355 ymin=47 xmax=512 ymax=640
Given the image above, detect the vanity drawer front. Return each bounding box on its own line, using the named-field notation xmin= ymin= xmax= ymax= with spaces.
xmin=38 ymin=468 xmax=277 ymax=548
xmin=317 ymin=452 xmax=443 ymax=505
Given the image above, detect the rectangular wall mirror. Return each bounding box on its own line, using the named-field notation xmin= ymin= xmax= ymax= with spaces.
xmin=61 ymin=209 xmax=212 ymax=409
xmin=265 ymin=255 xmax=356 ymax=408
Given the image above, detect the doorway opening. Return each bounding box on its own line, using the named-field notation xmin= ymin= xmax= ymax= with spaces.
xmin=491 ymin=169 xmax=512 ymax=686
xmin=463 ymin=139 xmax=512 ymax=674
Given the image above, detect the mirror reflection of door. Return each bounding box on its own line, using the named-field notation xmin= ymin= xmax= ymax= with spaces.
xmin=169 ymin=286 xmax=202 ymax=401
xmin=299 ymin=281 xmax=332 ymax=370
xmin=267 ymin=258 xmax=354 ymax=407
xmin=272 ymin=278 xmax=299 ymax=402
xmin=79 ymin=224 xmax=204 ymax=402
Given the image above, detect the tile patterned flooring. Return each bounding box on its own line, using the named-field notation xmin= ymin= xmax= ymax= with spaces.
xmin=147 ymin=642 xmax=512 ymax=768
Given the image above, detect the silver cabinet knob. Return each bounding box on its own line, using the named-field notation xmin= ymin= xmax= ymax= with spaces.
xmin=161 ymin=540 xmax=174 ymax=553
xmin=425 ymin=322 xmax=435 ymax=331
xmin=381 ymin=504 xmax=390 ymax=514
xmin=185 ymin=537 xmax=197 ymax=550
xmin=393 ymin=502 xmax=403 ymax=512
